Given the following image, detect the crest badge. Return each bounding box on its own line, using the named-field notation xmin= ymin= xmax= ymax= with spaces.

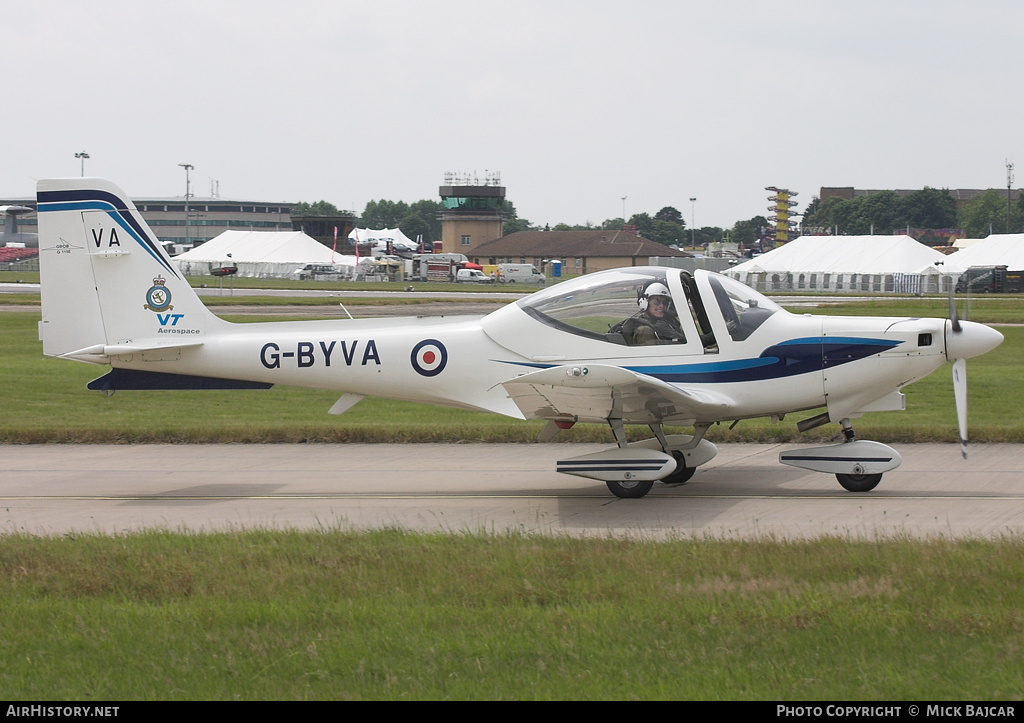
xmin=144 ymin=276 xmax=173 ymax=312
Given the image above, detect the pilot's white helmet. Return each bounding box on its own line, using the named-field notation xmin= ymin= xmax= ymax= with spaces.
xmin=638 ymin=281 xmax=672 ymax=311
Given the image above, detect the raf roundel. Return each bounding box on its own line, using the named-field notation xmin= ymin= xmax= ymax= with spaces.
xmin=411 ymin=339 xmax=448 ymax=377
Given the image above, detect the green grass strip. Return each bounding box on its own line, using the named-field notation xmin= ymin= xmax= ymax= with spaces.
xmin=0 ymin=529 xmax=1021 ymax=700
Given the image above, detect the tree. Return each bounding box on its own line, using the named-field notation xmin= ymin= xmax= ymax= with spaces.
xmin=958 ymin=190 xmax=1023 ymax=237
xmin=291 ymin=200 xmax=339 ymax=215
xmin=628 ymin=212 xmax=654 ymax=237
xmin=898 ymin=188 xmax=957 ymax=230
xmin=502 ymin=218 xmax=533 ymax=235
xmin=731 ymin=216 xmax=769 ymax=248
xmin=856 ymin=190 xmax=902 ymax=234
xmin=360 ymin=199 xmax=409 ymax=230
xmin=803 ymin=196 xmax=847 ymax=233
xmin=399 ymin=214 xmax=430 ymax=246
xmin=644 ymin=220 xmax=685 ymax=246
xmin=803 ymin=195 xmax=821 ymax=219
xmin=407 ymin=200 xmax=442 ymax=243
xmin=654 ymin=206 xmax=684 ymax=225
xmin=501 ymin=200 xmax=519 ymax=220
xmin=696 ymin=226 xmax=725 ymax=245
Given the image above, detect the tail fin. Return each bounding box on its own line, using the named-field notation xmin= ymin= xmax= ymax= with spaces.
xmin=37 ymin=178 xmax=221 ymax=362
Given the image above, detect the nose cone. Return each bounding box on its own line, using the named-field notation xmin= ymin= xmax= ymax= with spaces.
xmin=946 ymin=319 xmax=1004 ymax=360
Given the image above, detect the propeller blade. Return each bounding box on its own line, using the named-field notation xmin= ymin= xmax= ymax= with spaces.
xmin=952 ymin=358 xmax=968 ymax=459
xmin=948 ymin=284 xmax=962 ymax=332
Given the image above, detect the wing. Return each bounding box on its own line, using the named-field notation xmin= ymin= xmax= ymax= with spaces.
xmin=500 ymin=363 xmax=734 ymax=426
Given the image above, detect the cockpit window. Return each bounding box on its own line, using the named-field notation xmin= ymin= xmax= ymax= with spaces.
xmin=707 ymin=274 xmax=780 ymax=341
xmin=518 ymin=269 xmax=686 ymax=346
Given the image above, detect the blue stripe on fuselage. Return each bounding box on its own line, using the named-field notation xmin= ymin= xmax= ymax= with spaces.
xmin=501 ymin=337 xmax=902 ymax=384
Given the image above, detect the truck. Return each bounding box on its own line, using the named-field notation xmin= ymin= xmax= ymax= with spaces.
xmin=954 ymin=265 xmax=1024 ymax=294
xmin=410 ymin=253 xmax=469 ymax=282
xmin=497 ymin=263 xmax=546 ymax=285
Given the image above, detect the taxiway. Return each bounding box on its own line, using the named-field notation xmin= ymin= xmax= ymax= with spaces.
xmin=2 ymin=443 xmax=1022 ymax=539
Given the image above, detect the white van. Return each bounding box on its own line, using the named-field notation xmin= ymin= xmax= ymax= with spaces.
xmin=455 ymin=268 xmax=493 ymax=284
xmin=498 ymin=264 xmax=546 ymax=285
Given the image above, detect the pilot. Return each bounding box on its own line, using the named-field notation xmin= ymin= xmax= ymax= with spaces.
xmin=619 ymin=281 xmax=686 ymax=345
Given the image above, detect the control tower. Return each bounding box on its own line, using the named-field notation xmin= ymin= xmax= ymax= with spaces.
xmin=438 ymin=171 xmax=505 ymax=254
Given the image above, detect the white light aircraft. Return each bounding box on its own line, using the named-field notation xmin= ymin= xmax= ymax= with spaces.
xmin=37 ymin=179 xmax=1004 ymax=498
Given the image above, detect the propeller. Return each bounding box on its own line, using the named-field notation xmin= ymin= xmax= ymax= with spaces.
xmin=948 ymin=286 xmax=966 ymax=458
xmin=945 ymin=286 xmax=1004 ymax=459
xmin=952 ymin=358 xmax=968 ymax=458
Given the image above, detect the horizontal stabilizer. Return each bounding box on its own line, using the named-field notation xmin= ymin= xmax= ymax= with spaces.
xmin=56 ymin=339 xmax=205 ymax=364
xmin=87 ymin=368 xmax=273 ymax=391
xmin=102 ymin=340 xmax=204 ymax=355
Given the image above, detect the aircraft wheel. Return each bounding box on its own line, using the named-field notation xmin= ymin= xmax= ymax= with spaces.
xmin=835 ymin=472 xmax=882 ymax=492
xmin=606 ymin=479 xmax=655 ymax=499
xmin=661 ymin=452 xmax=696 ymax=484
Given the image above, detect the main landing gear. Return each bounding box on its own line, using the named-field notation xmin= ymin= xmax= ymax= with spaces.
xmin=780 ymin=418 xmax=901 ymax=493
xmin=602 ymin=422 xmax=709 ymax=499
xmin=554 ymin=419 xmax=718 ymax=499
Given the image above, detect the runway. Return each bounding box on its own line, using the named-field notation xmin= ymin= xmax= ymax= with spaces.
xmin=2 ymin=443 xmax=1023 ymax=539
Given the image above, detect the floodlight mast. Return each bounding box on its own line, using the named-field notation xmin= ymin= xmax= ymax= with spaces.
xmin=75 ymin=151 xmax=90 ymax=177
xmin=1008 ymin=159 xmax=1015 ymax=232
xmin=179 ymin=163 xmax=194 ymax=248
xmin=689 ymin=197 xmax=696 ymax=246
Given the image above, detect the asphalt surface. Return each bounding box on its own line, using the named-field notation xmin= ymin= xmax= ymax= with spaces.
xmin=2 ymin=443 xmax=1022 ymax=539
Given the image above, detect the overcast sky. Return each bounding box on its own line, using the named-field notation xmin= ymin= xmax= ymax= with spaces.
xmin=6 ymin=0 xmax=1023 ymax=229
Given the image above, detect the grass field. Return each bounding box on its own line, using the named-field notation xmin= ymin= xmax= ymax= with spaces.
xmin=1 ymin=530 xmax=1022 ymax=700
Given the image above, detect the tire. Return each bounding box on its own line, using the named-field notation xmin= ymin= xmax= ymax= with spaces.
xmin=835 ymin=472 xmax=882 ymax=492
xmin=661 ymin=452 xmax=696 ymax=485
xmin=606 ymin=479 xmax=655 ymax=499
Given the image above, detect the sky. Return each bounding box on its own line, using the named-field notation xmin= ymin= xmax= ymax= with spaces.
xmin=5 ymin=0 xmax=1024 ymax=229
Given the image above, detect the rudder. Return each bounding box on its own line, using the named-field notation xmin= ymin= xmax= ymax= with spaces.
xmin=37 ymin=178 xmax=220 ymax=361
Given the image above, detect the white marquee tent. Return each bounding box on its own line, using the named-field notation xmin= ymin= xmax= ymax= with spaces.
xmin=726 ymin=235 xmax=963 ymax=294
xmin=171 ymin=230 xmax=356 ymax=278
xmin=947 ymin=234 xmax=1024 ymax=270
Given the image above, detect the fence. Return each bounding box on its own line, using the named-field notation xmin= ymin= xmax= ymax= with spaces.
xmin=727 ymin=271 xmax=956 ymax=295
xmin=1 ymin=258 xmax=39 ymax=273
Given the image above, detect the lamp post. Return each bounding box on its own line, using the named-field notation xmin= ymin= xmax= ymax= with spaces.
xmin=621 ymin=196 xmax=627 ymax=225
xmin=179 ymin=163 xmax=193 ymax=248
xmin=1008 ymin=159 xmax=1015 ymax=233
xmin=75 ymin=152 xmax=90 ymax=177
xmin=689 ymin=197 xmax=697 ymax=247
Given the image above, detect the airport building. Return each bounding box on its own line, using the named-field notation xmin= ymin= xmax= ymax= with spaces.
xmin=471 ymin=229 xmax=688 ymax=276
xmin=0 ymin=195 xmax=297 ymax=250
